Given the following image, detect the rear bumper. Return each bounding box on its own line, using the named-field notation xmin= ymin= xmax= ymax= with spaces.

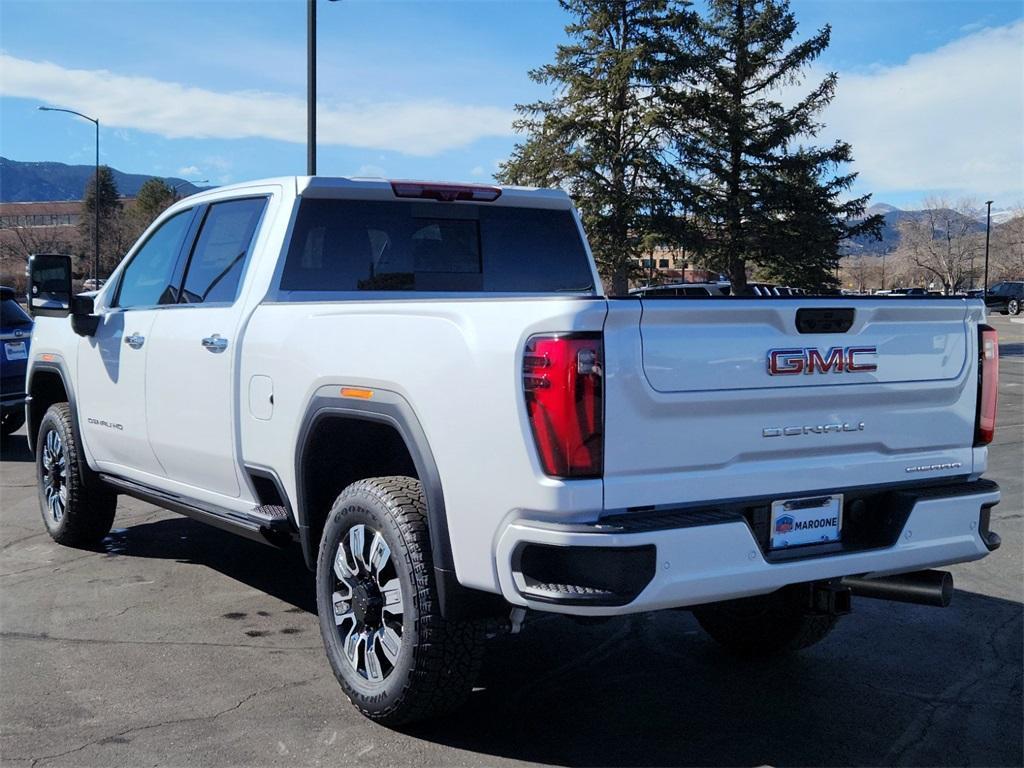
xmin=495 ymin=480 xmax=1001 ymax=616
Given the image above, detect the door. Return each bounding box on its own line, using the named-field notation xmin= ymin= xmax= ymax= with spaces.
xmin=77 ymin=208 xmax=196 ymax=476
xmin=145 ymin=197 xmax=267 ymax=498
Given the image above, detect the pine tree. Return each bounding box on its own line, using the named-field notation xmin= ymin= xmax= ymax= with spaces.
xmin=79 ymin=166 xmax=122 ymax=274
xmin=496 ymin=0 xmax=697 ymax=294
xmin=132 ymin=178 xmax=175 ymax=224
xmin=666 ymin=0 xmax=881 ymax=291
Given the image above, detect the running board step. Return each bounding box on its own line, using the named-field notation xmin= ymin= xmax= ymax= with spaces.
xmin=250 ymin=504 xmax=291 ymax=530
xmin=100 ymin=474 xmax=295 ymax=548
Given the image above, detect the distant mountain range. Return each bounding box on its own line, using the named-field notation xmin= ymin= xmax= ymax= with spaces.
xmin=1 ymin=157 xmax=1016 ymax=255
xmin=0 ymin=157 xmax=211 ymax=203
xmin=845 ymin=203 xmax=982 ymax=255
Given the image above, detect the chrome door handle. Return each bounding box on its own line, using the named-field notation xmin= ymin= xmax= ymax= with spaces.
xmin=124 ymin=333 xmax=145 ymax=349
xmin=201 ymin=334 xmax=228 ymax=352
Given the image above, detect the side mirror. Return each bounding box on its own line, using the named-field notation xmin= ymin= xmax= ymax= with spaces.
xmin=28 ymin=253 xmax=73 ymax=317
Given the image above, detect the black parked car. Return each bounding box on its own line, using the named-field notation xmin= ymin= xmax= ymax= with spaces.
xmin=1 ymin=286 xmax=33 ymax=437
xmin=985 ymin=281 xmax=1024 ymax=315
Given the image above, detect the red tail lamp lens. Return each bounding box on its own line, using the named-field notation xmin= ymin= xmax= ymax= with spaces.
xmin=523 ymin=334 xmax=603 ymax=478
xmin=976 ymin=325 xmax=999 ymax=445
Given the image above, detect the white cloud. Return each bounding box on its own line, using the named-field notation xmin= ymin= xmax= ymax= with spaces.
xmin=818 ymin=21 xmax=1024 ymax=201
xmin=469 ymin=165 xmax=485 ymax=177
xmin=177 ymin=165 xmax=201 ymax=177
xmin=355 ymin=164 xmax=386 ymax=177
xmin=0 ymin=54 xmax=515 ymax=156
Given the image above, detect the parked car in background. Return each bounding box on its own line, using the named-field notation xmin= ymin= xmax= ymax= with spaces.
xmin=631 ymin=282 xmax=731 ymax=297
xmin=985 ymin=281 xmax=1024 ymax=315
xmin=81 ymin=278 xmax=107 ymax=292
xmin=890 ymin=288 xmax=929 ymax=296
xmin=1 ymin=286 xmax=32 ymax=437
xmin=740 ymin=283 xmax=806 ymax=297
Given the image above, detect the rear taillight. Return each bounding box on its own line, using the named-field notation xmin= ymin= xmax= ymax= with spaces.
xmin=975 ymin=325 xmax=999 ymax=445
xmin=522 ymin=334 xmax=603 ymax=478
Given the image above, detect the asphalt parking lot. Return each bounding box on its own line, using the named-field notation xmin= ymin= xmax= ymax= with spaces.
xmin=1 ymin=315 xmax=1021 ymax=768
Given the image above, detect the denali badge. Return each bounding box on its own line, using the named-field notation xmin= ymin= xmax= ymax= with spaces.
xmin=768 ymin=346 xmax=877 ymax=375
xmin=763 ymin=422 xmax=865 ymax=438
xmin=87 ymin=417 xmax=124 ymax=431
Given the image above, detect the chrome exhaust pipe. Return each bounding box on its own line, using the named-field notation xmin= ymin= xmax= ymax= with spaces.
xmin=842 ymin=570 xmax=953 ymax=608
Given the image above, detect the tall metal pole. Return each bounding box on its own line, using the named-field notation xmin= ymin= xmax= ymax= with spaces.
xmin=307 ymin=0 xmax=316 ymax=176
xmin=38 ymin=106 xmax=101 ymax=281
xmin=983 ymin=200 xmax=994 ymax=296
xmin=94 ymin=119 xmax=100 ymax=284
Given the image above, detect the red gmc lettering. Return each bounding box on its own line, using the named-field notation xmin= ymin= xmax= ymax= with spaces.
xmin=805 ymin=347 xmax=845 ymax=374
xmin=768 ymin=346 xmax=878 ymax=376
xmin=846 ymin=346 xmax=878 ymax=372
xmin=768 ymin=349 xmax=805 ymax=375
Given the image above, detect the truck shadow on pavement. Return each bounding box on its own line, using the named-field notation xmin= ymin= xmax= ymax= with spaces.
xmin=101 ymin=517 xmax=317 ymax=613
xmin=0 ymin=435 xmax=33 ymax=463
xmin=102 ymin=515 xmax=1023 ymax=768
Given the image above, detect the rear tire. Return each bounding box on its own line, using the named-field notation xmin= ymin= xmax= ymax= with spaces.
xmin=694 ymin=584 xmax=839 ymax=657
xmin=36 ymin=403 xmax=116 ymax=547
xmin=1 ymin=409 xmax=25 ymax=437
xmin=316 ymin=476 xmax=486 ymax=725
xmin=1009 ymin=298 xmax=1020 ymax=316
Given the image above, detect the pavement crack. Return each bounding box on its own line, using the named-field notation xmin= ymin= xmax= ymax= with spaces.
xmin=0 ymin=530 xmax=49 ymax=551
xmin=0 ymin=552 xmax=98 ymax=579
xmin=25 ymin=677 xmax=322 ymax=767
xmin=0 ymin=630 xmax=321 ymax=652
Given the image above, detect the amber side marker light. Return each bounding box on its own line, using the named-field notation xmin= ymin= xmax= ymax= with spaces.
xmin=340 ymin=387 xmax=374 ymax=400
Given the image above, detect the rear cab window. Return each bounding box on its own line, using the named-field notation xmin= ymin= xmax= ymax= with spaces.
xmin=279 ymin=199 xmax=595 ymax=295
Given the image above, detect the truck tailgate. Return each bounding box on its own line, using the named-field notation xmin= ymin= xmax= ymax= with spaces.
xmin=602 ymin=299 xmax=982 ymax=510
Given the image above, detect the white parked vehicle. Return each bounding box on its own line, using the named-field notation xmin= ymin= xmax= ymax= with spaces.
xmin=25 ymin=177 xmax=1002 ymax=724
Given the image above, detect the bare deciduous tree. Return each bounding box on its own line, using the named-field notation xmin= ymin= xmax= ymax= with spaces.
xmin=896 ymin=199 xmax=982 ymax=294
xmin=989 ymin=208 xmax=1024 ymax=282
xmin=0 ymin=223 xmax=82 ymax=292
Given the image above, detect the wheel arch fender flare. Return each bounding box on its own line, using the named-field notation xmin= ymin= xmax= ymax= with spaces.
xmin=293 ymin=387 xmax=455 ymax=578
xmin=26 ymin=358 xmax=86 ymax=476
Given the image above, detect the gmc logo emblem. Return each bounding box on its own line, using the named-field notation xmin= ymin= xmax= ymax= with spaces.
xmin=768 ymin=346 xmax=878 ymax=375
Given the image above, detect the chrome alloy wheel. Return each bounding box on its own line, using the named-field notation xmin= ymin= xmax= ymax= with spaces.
xmin=331 ymin=524 xmax=405 ymax=683
xmin=41 ymin=428 xmax=68 ymax=524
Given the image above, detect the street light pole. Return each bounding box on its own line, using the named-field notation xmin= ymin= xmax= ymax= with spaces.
xmin=308 ymin=0 xmax=316 ymax=176
xmin=307 ymin=0 xmax=340 ymax=177
xmin=168 ymin=179 xmax=209 ymax=200
xmin=983 ymin=200 xmax=994 ymax=297
xmin=39 ymin=106 xmax=100 ymax=283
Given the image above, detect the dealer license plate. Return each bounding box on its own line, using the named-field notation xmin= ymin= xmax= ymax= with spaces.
xmin=4 ymin=341 xmax=27 ymax=361
xmin=770 ymin=494 xmax=843 ymax=549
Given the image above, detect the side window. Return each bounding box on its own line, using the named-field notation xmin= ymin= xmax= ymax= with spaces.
xmin=115 ymin=210 xmax=193 ymax=308
xmin=179 ymin=198 xmax=266 ymax=304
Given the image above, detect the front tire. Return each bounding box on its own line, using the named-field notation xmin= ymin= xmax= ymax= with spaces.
xmin=1008 ymin=298 xmax=1020 ymax=316
xmin=694 ymin=584 xmax=839 ymax=657
xmin=36 ymin=403 xmax=116 ymax=547
xmin=316 ymin=476 xmax=485 ymax=725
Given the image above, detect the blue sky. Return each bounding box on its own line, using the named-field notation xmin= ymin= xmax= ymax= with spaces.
xmin=1 ymin=0 xmax=1022 ymax=208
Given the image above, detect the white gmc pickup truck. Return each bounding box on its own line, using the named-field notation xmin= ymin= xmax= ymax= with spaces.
xmin=25 ymin=177 xmax=1002 ymax=724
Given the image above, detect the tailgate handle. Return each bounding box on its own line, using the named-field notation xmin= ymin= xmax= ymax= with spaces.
xmin=796 ymin=308 xmax=854 ymax=334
